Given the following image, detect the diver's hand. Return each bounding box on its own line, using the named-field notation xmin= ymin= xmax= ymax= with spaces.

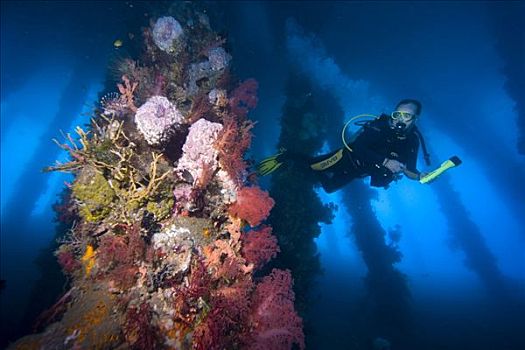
xmin=418 ymin=172 xmax=429 ymax=180
xmin=383 ymin=159 xmax=406 ymax=173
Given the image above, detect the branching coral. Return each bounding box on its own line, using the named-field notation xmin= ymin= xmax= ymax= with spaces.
xmin=46 ymin=116 xmax=139 ymax=178
xmin=46 ymin=119 xmax=174 ymax=223
xmin=117 ymin=152 xmax=173 ymax=209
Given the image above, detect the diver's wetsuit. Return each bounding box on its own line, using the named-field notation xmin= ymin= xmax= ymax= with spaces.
xmin=288 ymin=114 xmax=421 ymax=193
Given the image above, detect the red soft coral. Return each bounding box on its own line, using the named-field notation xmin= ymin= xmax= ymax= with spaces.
xmin=97 ymin=235 xmax=129 ymax=268
xmin=124 ymin=302 xmax=160 ymax=349
xmin=242 ymin=226 xmax=280 ymax=270
xmin=215 ymin=114 xmax=254 ymax=184
xmin=193 ymin=278 xmax=254 ymax=350
xmin=172 ymin=259 xmax=212 ymax=327
xmin=244 ymin=269 xmax=305 ymax=350
xmin=56 ymin=250 xmax=81 ymax=274
xmin=52 ymin=189 xmax=77 ymax=224
xmin=229 ymin=79 xmax=258 ymax=119
xmin=96 ymin=224 xmax=146 ymax=288
xmin=214 ymin=78 xmax=258 ymax=183
xmin=98 ymin=225 xmax=146 ymax=268
xmin=229 ymin=186 xmax=275 ymax=227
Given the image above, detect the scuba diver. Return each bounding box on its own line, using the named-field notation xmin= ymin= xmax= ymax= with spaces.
xmin=258 ymin=99 xmax=460 ymax=193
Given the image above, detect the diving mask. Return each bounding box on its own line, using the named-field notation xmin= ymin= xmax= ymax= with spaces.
xmin=391 ymin=111 xmax=416 ymax=122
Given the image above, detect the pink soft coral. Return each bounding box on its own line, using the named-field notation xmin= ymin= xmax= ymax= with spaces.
xmin=245 ymin=269 xmax=305 ymax=350
xmin=241 ymin=226 xmax=280 ymax=270
xmin=229 ymin=186 xmax=275 ymax=227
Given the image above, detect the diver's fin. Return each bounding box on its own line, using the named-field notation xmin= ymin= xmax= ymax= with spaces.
xmin=257 ymin=157 xmax=283 ymax=176
xmin=420 ymin=155 xmax=462 ymax=184
xmin=257 ymin=150 xmax=286 ymax=176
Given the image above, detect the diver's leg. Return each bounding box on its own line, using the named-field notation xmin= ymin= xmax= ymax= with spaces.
xmin=309 ymin=149 xmax=343 ymax=165
xmin=279 ymin=151 xmax=316 ymax=172
xmin=308 ymin=149 xmax=357 ymax=192
xmin=318 ymin=171 xmax=357 ymax=193
xmin=266 ymin=149 xmax=345 ymax=184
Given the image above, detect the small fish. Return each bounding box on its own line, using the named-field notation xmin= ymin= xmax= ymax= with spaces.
xmin=113 ymin=39 xmax=123 ymax=48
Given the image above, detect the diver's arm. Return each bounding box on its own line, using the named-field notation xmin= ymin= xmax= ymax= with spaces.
xmin=404 ymin=169 xmax=421 ymax=180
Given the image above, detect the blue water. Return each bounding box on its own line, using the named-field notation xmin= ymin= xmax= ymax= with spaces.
xmin=1 ymin=1 xmax=524 ymax=349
